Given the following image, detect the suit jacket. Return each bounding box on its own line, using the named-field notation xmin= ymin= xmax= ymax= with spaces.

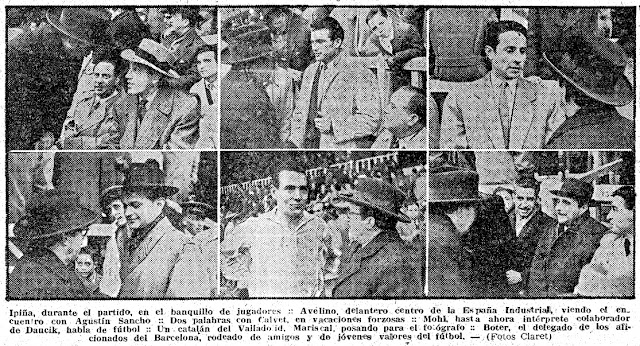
xmin=440 ymin=74 xmax=565 ymax=149
xmin=163 ymin=28 xmax=205 ymax=90
xmin=60 ymin=92 xmax=121 ymax=149
xmin=527 ymin=212 xmax=607 ymax=297
xmin=190 ymin=78 xmax=219 ymax=149
xmin=364 ymin=19 xmax=425 ymax=67
xmin=507 ymin=209 xmax=556 ymax=291
xmin=289 ymin=51 xmax=381 ymax=148
xmin=371 ymin=126 xmax=427 ymax=149
xmin=332 ymin=230 xmax=422 ymax=298
xmin=428 ymin=213 xmax=472 ymax=297
xmin=118 ymin=217 xmax=206 ymax=298
xmin=116 ymin=88 xmax=199 ymax=149
xmin=8 ymin=247 xmax=93 ymax=299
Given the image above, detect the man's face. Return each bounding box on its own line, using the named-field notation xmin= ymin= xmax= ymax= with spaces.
xmin=553 ymin=196 xmax=586 ymax=225
xmin=272 ymin=171 xmax=308 ymax=218
xmin=109 ymin=200 xmax=127 ymax=227
xmin=312 ymin=203 xmax=324 ymax=214
xmin=182 ymin=213 xmax=206 ymax=236
xmin=197 ymin=50 xmax=218 ymax=80
xmin=166 ymin=12 xmax=190 ymax=32
xmin=384 ymin=89 xmax=418 ymax=136
xmin=346 ymin=202 xmax=374 ymax=242
xmin=496 ymin=190 xmax=514 ymax=213
xmin=123 ymin=193 xmax=164 ymax=229
xmin=93 ymin=61 xmax=118 ymax=98
xmin=597 ymin=9 xmax=612 ymax=38
xmin=311 ymin=29 xmax=341 ymax=63
xmin=125 ymin=62 xmax=157 ymax=95
xmin=368 ymin=13 xmax=392 ymax=38
xmin=405 ymin=204 xmax=420 ymax=220
xmin=514 ymin=186 xmax=537 ymax=219
xmin=75 ymin=253 xmax=95 ymax=278
xmin=607 ymin=195 xmax=634 ymax=232
xmin=485 ymin=30 xmax=527 ymax=80
xmin=269 ymin=13 xmax=289 ymax=33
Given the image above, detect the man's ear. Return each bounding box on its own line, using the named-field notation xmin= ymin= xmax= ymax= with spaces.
xmin=407 ymin=113 xmax=419 ymax=127
xmin=365 ymin=216 xmax=376 ymax=227
xmin=484 ymin=45 xmax=495 ymax=59
xmin=154 ymin=197 xmax=166 ymax=209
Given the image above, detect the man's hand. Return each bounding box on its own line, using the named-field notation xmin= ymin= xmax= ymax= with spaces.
xmin=314 ymin=116 xmax=332 ymax=134
xmin=506 ymin=270 xmax=523 ymax=284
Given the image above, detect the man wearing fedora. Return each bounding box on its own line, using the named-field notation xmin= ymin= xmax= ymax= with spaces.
xmin=543 ymin=33 xmax=634 ymax=149
xmin=8 ymin=190 xmax=100 ymax=299
xmin=428 ymin=165 xmax=513 ymax=297
xmin=526 ymin=178 xmax=608 ymax=297
xmin=115 ymin=38 xmax=200 ymax=149
xmin=117 ymin=161 xmax=208 ymax=298
xmin=332 ymin=178 xmax=423 ymax=298
xmin=220 ymin=158 xmax=327 ymax=297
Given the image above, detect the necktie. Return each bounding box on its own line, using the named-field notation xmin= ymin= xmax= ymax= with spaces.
xmin=499 ymin=81 xmax=512 ymax=147
xmin=390 ymin=136 xmax=399 ymax=149
xmin=205 ymin=87 xmax=214 ymax=105
xmin=305 ymin=63 xmax=324 ymax=148
xmin=137 ymin=98 xmax=148 ymax=123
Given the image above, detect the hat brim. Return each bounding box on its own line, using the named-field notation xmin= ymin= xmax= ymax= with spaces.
xmin=123 ymin=185 xmax=179 ymax=197
xmin=12 ymin=207 xmax=100 ymax=241
xmin=121 ymin=49 xmax=180 ymax=79
xmin=337 ymin=193 xmax=411 ymax=223
xmin=101 ymin=185 xmax=123 ymax=203
xmin=180 ymin=201 xmax=216 ymax=214
xmin=428 ymin=197 xmax=482 ymax=203
xmin=46 ymin=9 xmax=90 ymax=44
xmin=543 ymin=52 xmax=634 ymax=107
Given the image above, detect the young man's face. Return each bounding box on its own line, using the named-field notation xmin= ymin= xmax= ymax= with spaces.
xmin=368 ymin=12 xmax=392 ymax=38
xmin=384 ymin=89 xmax=418 ymax=136
xmin=496 ymin=190 xmax=514 ymax=213
xmin=123 ymin=192 xmax=165 ymax=229
xmin=196 ymin=50 xmax=218 ymax=80
xmin=405 ymin=204 xmax=420 ymax=220
xmin=597 ymin=9 xmax=612 ymax=38
xmin=607 ymin=195 xmax=634 ymax=232
xmin=272 ymin=170 xmax=308 ymax=218
xmin=514 ymin=186 xmax=537 ymax=219
xmin=553 ymin=196 xmax=586 ymax=225
xmin=166 ymin=12 xmax=190 ymax=32
xmin=93 ymin=61 xmax=118 ymax=98
xmin=109 ymin=199 xmax=127 ymax=227
xmin=75 ymin=253 xmax=95 ymax=278
xmin=485 ymin=30 xmax=526 ymax=80
xmin=311 ymin=28 xmax=341 ymax=63
xmin=125 ymin=62 xmax=158 ymax=95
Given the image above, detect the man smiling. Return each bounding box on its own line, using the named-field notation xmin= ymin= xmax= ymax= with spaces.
xmin=439 ymin=20 xmax=564 ymax=149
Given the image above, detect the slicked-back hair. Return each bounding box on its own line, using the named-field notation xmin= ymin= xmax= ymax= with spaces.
xmin=612 ymin=185 xmax=635 ymax=210
xmin=484 ymin=20 xmax=528 ymax=50
xmin=310 ymin=16 xmax=344 ymax=42
xmin=270 ymin=155 xmax=308 ymax=189
xmin=396 ymin=85 xmax=426 ymax=124
xmin=514 ymin=175 xmax=540 ymax=197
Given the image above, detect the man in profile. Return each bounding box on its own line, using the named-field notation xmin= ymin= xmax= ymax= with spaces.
xmin=372 ymin=86 xmax=426 ymax=149
xmin=288 ymin=17 xmax=380 ymax=149
xmin=220 ymin=157 xmax=327 ymax=297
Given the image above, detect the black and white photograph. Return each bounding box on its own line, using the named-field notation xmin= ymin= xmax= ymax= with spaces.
xmin=220 ymin=7 xmax=427 ymax=149
xmin=7 ymin=151 xmax=218 ymax=299
xmin=429 ymin=7 xmax=635 ymax=150
xmin=220 ymin=151 xmax=426 ymax=298
xmin=428 ymin=151 xmax=635 ymax=298
xmin=7 ymin=7 xmax=219 ymax=151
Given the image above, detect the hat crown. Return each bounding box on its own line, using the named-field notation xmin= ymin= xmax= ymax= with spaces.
xmin=429 ymin=166 xmax=480 ymax=202
xmin=554 ymin=178 xmax=594 ymax=201
xmin=138 ymin=38 xmax=176 ymax=64
xmin=124 ymin=162 xmax=166 ymax=189
xmin=353 ymin=178 xmax=405 ymax=210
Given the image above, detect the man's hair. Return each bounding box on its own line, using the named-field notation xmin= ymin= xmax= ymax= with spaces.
xmin=270 ymin=155 xmax=308 ymax=188
xmin=310 ymin=16 xmax=344 ymax=42
xmin=77 ymin=246 xmax=99 ymax=264
xmin=514 ymin=175 xmax=540 ymax=196
xmin=484 ymin=20 xmax=528 ymax=50
xmin=162 ymin=7 xmax=201 ymax=27
xmin=366 ymin=7 xmax=388 ymax=24
xmin=360 ymin=205 xmax=396 ymax=231
xmin=612 ymin=185 xmax=635 ymax=210
xmin=94 ymin=52 xmax=126 ymax=80
xmin=396 ymin=86 xmax=426 ymax=124
xmin=265 ymin=7 xmax=291 ymax=25
xmin=195 ymin=44 xmax=217 ymax=57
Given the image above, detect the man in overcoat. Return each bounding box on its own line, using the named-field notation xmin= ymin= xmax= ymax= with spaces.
xmin=332 ymin=178 xmax=422 ymax=297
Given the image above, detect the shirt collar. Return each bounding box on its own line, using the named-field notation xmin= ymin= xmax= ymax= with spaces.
xmin=264 ymin=207 xmax=315 ymax=230
xmin=322 ymin=49 xmax=345 ymax=71
xmin=128 ymin=213 xmax=164 ymax=253
xmin=142 ymin=89 xmax=158 ymax=109
xmin=490 ymin=69 xmax=517 ymax=91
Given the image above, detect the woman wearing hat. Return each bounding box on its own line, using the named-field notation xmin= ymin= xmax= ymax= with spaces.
xmin=8 ymin=190 xmax=100 ymax=299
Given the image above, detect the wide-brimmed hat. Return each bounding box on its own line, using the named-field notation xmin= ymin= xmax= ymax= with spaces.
xmin=543 ymin=33 xmax=633 ymax=106
xmin=121 ymin=38 xmax=180 ymax=78
xmin=123 ymin=162 xmax=178 ymax=197
xmin=549 ymin=178 xmax=594 ymax=204
xmin=429 ymin=165 xmax=482 ymax=203
xmin=47 ymin=7 xmax=110 ymax=46
xmin=200 ymin=34 xmax=229 ymax=51
xmin=12 ymin=190 xmax=100 ymax=241
xmin=100 ymin=184 xmax=123 ymax=209
xmin=180 ymin=201 xmax=216 ymax=219
xmin=336 ymin=178 xmax=410 ymax=223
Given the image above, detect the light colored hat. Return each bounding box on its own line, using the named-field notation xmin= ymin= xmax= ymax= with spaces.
xmin=201 ymin=34 xmax=229 ymax=51
xmin=121 ymin=38 xmax=180 ymax=78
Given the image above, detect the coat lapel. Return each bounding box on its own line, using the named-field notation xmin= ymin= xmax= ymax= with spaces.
xmin=474 ymin=75 xmax=505 ymax=149
xmin=134 ymin=90 xmax=172 ymax=148
xmin=510 ymin=78 xmax=537 ymax=149
xmin=123 ymin=218 xmax=169 ymax=278
xmin=317 ymin=55 xmax=345 ymax=108
xmin=335 ymin=231 xmax=392 ymax=287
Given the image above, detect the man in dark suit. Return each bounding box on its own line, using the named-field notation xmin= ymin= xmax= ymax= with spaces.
xmin=527 ymin=178 xmax=608 ymax=297
xmin=332 ymin=178 xmax=422 ymax=297
xmin=504 ymin=175 xmax=555 ymax=296
xmin=160 ymin=7 xmax=205 ymax=90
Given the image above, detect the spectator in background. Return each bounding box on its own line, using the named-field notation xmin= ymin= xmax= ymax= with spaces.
xmin=493 ymin=186 xmax=514 ymax=214
xmin=372 ymin=86 xmax=427 ymax=149
xmin=75 ymin=246 xmax=103 ymax=295
xmin=160 ymin=7 xmax=205 ymax=90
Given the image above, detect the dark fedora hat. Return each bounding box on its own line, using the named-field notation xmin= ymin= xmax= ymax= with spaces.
xmin=336 ymin=178 xmax=410 ymax=223
xmin=429 ymin=165 xmax=482 ymax=203
xmin=121 ymin=38 xmax=180 ymax=78
xmin=180 ymin=201 xmax=216 ymax=219
xmin=12 ymin=189 xmax=99 ymax=241
xmin=123 ymin=162 xmax=178 ymax=197
xmin=100 ymin=184 xmax=123 ymax=209
xmin=549 ymin=178 xmax=594 ymax=204
xmin=47 ymin=7 xmax=110 ymax=45
xmin=543 ymin=33 xmax=633 ymax=106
